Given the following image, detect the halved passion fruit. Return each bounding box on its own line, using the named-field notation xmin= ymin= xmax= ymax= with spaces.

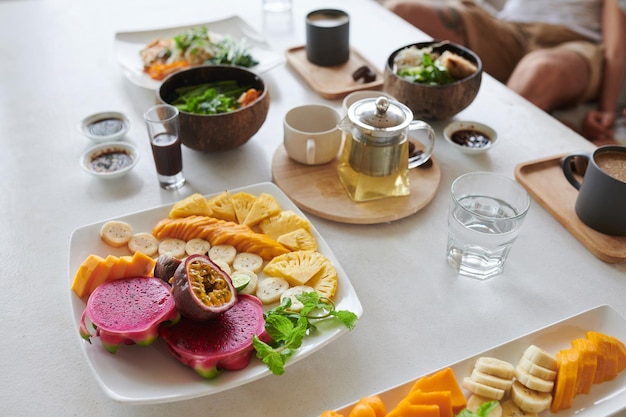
xmin=172 ymin=254 xmax=237 ymax=320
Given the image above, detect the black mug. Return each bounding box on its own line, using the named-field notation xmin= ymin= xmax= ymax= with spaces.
xmin=561 ymin=145 xmax=626 ymax=235
xmin=305 ymin=9 xmax=350 ymax=67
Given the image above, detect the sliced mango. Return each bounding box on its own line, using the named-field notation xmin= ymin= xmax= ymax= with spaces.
xmin=84 ymin=255 xmax=117 ymax=296
xmin=409 ymin=368 xmax=466 ymax=414
xmin=71 ymin=254 xmax=105 ymax=297
xmin=406 ymin=390 xmax=452 ymax=417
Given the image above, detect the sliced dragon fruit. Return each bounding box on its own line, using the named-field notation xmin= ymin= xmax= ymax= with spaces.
xmin=79 ymin=277 xmax=180 ymax=353
xmin=159 ymin=294 xmax=270 ymax=379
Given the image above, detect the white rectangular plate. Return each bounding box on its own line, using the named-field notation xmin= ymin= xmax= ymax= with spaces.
xmin=334 ymin=305 xmax=626 ymax=416
xmin=114 ymin=15 xmax=285 ymax=90
xmin=69 ymin=182 xmax=363 ymax=404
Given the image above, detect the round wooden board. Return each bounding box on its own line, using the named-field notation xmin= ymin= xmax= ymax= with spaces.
xmin=271 ymin=145 xmax=441 ymax=224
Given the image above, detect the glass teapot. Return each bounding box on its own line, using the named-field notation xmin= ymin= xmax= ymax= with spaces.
xmin=337 ymin=96 xmax=435 ymax=202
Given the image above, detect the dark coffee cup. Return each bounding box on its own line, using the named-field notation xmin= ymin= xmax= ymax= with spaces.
xmin=305 ymin=9 xmax=350 ymax=67
xmin=561 ymin=145 xmax=626 ymax=235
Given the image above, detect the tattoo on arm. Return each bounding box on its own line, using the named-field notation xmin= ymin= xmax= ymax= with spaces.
xmin=437 ymin=6 xmax=466 ymax=40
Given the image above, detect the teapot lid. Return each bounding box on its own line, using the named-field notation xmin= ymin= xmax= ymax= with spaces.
xmin=348 ymin=96 xmax=412 ymax=135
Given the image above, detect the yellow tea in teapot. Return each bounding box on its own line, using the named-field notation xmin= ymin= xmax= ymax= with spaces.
xmin=337 ymin=131 xmax=410 ymax=202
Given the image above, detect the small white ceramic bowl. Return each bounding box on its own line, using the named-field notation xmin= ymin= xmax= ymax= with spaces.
xmin=443 ymin=120 xmax=498 ymax=154
xmin=80 ymin=111 xmax=130 ymax=142
xmin=80 ymin=141 xmax=139 ymax=179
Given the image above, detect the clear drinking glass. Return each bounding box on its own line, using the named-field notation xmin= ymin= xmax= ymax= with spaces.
xmin=446 ymin=172 xmax=530 ymax=279
xmin=143 ymin=104 xmax=185 ymax=190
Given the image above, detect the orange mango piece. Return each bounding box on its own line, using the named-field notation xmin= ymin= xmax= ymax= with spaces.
xmin=124 ymin=251 xmax=156 ymax=277
xmin=409 ymin=368 xmax=466 ymax=414
xmin=107 ymin=255 xmax=131 ymax=281
xmin=349 ymin=403 xmax=377 ymax=417
xmin=571 ymin=337 xmax=598 ymax=395
xmin=406 ymin=391 xmax=452 ymax=417
xmin=356 ymin=396 xmax=386 ymax=417
xmin=551 ymin=348 xmax=579 ymax=413
xmin=587 ymin=331 xmax=619 ymax=382
xmin=71 ymin=254 xmax=106 ymax=297
xmin=84 ymin=255 xmax=117 ymax=296
xmin=386 ymin=399 xmax=439 ymax=417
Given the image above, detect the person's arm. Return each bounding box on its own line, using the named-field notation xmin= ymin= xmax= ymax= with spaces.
xmin=582 ymin=0 xmax=626 ymax=141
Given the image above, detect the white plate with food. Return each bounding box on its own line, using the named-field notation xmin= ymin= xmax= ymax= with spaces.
xmin=69 ymin=182 xmax=363 ymax=404
xmin=114 ymin=16 xmax=285 ymax=90
xmin=332 ymin=304 xmax=626 ymax=417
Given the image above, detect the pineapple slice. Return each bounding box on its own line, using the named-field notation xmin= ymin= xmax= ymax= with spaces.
xmin=307 ymin=262 xmax=338 ymax=299
xmin=263 ymin=250 xmax=329 ymax=287
xmin=243 ymin=193 xmax=281 ymax=227
xmin=231 ymin=192 xmax=257 ymax=224
xmin=206 ymin=191 xmax=237 ymax=222
xmin=169 ymin=193 xmax=211 ymax=218
xmin=277 ymin=228 xmax=318 ymax=251
xmin=259 ymin=210 xmax=311 ymax=240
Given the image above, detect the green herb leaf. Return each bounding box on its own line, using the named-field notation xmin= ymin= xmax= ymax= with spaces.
xmin=253 ymin=292 xmax=358 ymax=375
xmin=457 ymin=401 xmax=499 ymax=417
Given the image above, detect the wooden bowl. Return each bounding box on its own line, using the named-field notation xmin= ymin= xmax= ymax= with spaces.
xmin=158 ymin=65 xmax=270 ymax=152
xmin=383 ymin=41 xmax=482 ymax=121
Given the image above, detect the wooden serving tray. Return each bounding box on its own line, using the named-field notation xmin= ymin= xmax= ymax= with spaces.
xmin=271 ymin=144 xmax=441 ymax=224
xmin=285 ymin=45 xmax=384 ymax=99
xmin=514 ymin=155 xmax=626 ymax=263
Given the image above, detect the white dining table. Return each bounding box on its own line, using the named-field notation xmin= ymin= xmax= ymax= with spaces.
xmin=2 ymin=0 xmax=626 ymax=416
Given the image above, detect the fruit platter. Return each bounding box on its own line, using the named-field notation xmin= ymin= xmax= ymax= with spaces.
xmin=68 ymin=182 xmax=363 ymax=404
xmin=323 ymin=305 xmax=626 ymax=417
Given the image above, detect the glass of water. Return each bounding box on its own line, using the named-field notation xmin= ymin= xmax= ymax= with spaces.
xmin=446 ymin=172 xmax=530 ymax=280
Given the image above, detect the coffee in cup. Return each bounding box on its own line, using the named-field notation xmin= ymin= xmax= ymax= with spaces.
xmin=561 ymin=145 xmax=626 ymax=235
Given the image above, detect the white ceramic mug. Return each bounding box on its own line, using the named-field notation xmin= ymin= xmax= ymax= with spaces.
xmin=284 ymin=104 xmax=342 ymax=165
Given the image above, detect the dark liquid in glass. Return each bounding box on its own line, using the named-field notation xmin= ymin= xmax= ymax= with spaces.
xmin=151 ymin=133 xmax=182 ymax=176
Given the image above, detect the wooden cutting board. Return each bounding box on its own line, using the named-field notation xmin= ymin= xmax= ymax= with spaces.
xmin=271 ymin=144 xmax=441 ymax=224
xmin=285 ymin=46 xmax=384 ymax=99
xmin=514 ymin=155 xmax=626 ymax=263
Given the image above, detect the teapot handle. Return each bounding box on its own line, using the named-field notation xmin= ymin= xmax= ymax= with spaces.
xmin=407 ymin=120 xmax=435 ymax=168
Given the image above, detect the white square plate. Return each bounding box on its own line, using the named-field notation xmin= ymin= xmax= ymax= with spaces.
xmin=333 ymin=305 xmax=626 ymax=416
xmin=114 ymin=16 xmax=285 ymax=90
xmin=69 ymin=182 xmax=363 ymax=404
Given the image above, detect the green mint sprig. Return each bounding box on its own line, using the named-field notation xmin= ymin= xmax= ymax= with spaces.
xmin=252 ymin=292 xmax=358 ymax=376
xmin=457 ymin=401 xmax=499 ymax=417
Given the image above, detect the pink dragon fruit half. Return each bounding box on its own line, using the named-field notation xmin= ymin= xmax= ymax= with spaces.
xmin=159 ymin=294 xmax=270 ymax=379
xmin=79 ymin=277 xmax=180 ymax=353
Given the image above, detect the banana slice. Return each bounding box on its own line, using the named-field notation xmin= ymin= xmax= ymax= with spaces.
xmin=280 ymin=285 xmax=315 ymax=312
xmin=231 ymin=269 xmax=258 ymax=295
xmin=128 ymin=232 xmax=159 ymax=256
xmin=213 ymin=259 xmax=231 ymax=275
xmin=466 ymin=395 xmax=503 ymax=417
xmin=514 ymin=366 xmax=554 ymax=393
xmin=475 ymin=357 xmax=516 ymax=380
xmin=232 ymin=252 xmax=263 ymax=273
xmin=471 ymin=368 xmax=514 ymax=391
xmin=100 ymin=220 xmax=133 ymax=248
xmin=256 ymin=277 xmax=289 ymax=304
xmin=517 ymin=356 xmax=557 ymax=381
xmin=462 ymin=377 xmax=505 ymax=400
xmin=185 ymin=238 xmax=211 ymax=256
xmin=509 ymin=380 xmax=551 ymax=414
xmin=522 ymin=345 xmax=557 ymax=371
xmin=158 ymin=238 xmax=186 ymax=258
xmin=208 ymin=244 xmax=237 ymax=264
xmin=500 ymin=399 xmax=538 ymax=417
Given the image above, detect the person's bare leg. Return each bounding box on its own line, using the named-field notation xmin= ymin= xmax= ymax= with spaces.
xmin=507 ymin=49 xmax=589 ymax=112
xmin=384 ymin=0 xmax=468 ymax=45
